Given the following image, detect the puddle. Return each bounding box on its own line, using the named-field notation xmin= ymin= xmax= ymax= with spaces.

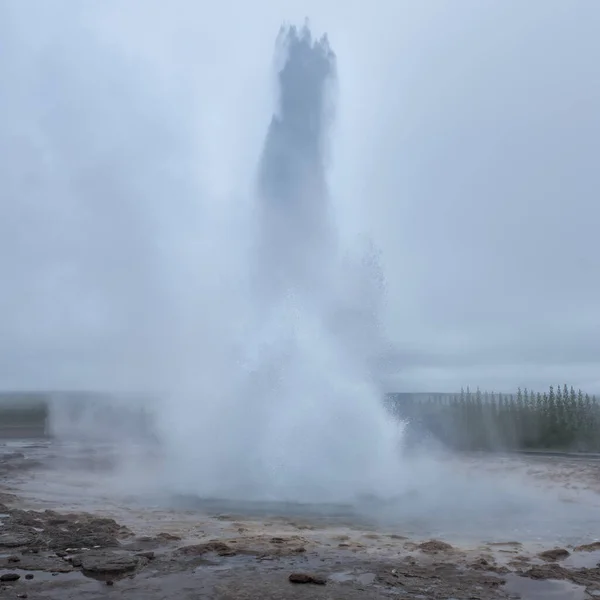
xmin=198 ymin=565 xmax=231 ymax=572
xmin=81 ymin=569 xmax=138 ymax=583
xmin=0 ymin=568 xmax=86 ymax=583
xmin=330 ymin=571 xmax=353 ymax=582
xmin=193 ymin=555 xmax=252 ymax=573
xmin=565 ymin=549 xmax=600 ymax=569
xmin=330 ymin=571 xmax=376 ymax=585
xmin=502 ymin=573 xmax=587 ymax=600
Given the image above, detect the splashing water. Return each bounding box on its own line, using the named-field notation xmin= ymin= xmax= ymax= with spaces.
xmin=153 ymin=24 xmax=405 ymax=505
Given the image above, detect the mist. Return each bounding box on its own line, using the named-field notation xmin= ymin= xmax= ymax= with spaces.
xmin=2 ymin=0 xmax=600 ymax=513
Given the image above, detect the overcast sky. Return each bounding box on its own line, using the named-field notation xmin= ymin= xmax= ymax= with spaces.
xmin=1 ymin=0 xmax=598 ymax=394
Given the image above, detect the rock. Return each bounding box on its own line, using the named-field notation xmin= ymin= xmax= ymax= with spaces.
xmin=0 ymin=554 xmax=73 ymax=573
xmin=135 ymin=551 xmax=155 ymax=560
xmin=70 ymin=556 xmax=83 ymax=568
xmin=289 ymin=573 xmax=326 ymax=585
xmin=176 ymin=541 xmax=236 ymax=557
xmin=7 ymin=555 xmax=20 ymax=562
xmin=0 ymin=533 xmax=32 ymax=547
xmin=10 ymin=510 xmax=45 ymax=528
xmin=0 ymin=509 xmax=129 ymax=552
xmin=25 ymin=574 xmax=34 ymax=580
xmin=47 ymin=523 xmax=121 ymax=550
xmin=1 ymin=452 xmax=25 ymax=460
xmin=574 ymin=542 xmax=600 ymax=552
xmin=157 ymin=532 xmax=181 ymax=541
xmin=521 ymin=564 xmax=571 ymax=580
xmin=289 ymin=573 xmax=311 ymax=583
xmin=417 ymin=539 xmax=454 ymax=554
xmin=538 ymin=548 xmax=570 ymax=562
xmin=37 ymin=512 xmax=127 ymax=550
xmin=47 ymin=517 xmax=70 ymax=526
xmin=106 ymin=580 xmax=114 ymax=586
xmin=0 ymin=573 xmax=20 ymax=582
xmin=81 ymin=551 xmax=139 ymax=574
xmin=470 ymin=557 xmax=489 ymax=569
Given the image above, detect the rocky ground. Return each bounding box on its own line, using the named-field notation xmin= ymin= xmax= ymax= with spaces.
xmin=0 ymin=447 xmax=600 ymax=599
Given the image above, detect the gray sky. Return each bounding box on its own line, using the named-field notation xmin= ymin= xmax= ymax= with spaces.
xmin=1 ymin=0 xmax=599 ymax=394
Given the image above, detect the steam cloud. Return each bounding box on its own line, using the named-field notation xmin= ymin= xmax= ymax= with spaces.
xmin=152 ymin=23 xmax=404 ymax=504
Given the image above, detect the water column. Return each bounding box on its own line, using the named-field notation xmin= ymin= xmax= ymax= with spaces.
xmin=235 ymin=24 xmax=403 ymax=503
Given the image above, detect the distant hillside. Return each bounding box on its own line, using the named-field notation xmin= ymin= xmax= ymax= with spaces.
xmin=0 ymin=391 xmax=115 ymax=406
xmin=0 ymin=391 xmax=156 ymax=440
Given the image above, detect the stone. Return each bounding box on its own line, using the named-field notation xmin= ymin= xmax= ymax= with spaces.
xmin=538 ymin=548 xmax=570 ymax=562
xmin=81 ymin=551 xmax=139 ymax=574
xmin=2 ymin=554 xmax=73 ymax=573
xmin=0 ymin=533 xmax=32 ymax=547
xmin=70 ymin=556 xmax=83 ymax=567
xmin=176 ymin=541 xmax=236 ymax=557
xmin=289 ymin=572 xmax=326 ymax=585
xmin=521 ymin=564 xmax=571 ymax=580
xmin=417 ymin=539 xmax=454 ymax=554
xmin=156 ymin=532 xmax=181 ymax=541
xmin=574 ymin=542 xmax=600 ymax=552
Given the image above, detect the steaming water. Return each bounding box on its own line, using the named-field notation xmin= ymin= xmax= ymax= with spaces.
xmin=152 ymin=25 xmax=405 ymax=504
xmin=7 ymin=438 xmax=600 ymax=547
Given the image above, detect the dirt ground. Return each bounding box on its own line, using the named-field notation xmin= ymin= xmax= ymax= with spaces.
xmin=1 ymin=445 xmax=599 ymax=599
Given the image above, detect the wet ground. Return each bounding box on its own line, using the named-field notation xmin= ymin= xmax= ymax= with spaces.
xmin=1 ymin=440 xmax=600 ymax=599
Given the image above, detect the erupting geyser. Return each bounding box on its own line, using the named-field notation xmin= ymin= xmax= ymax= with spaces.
xmin=256 ymin=24 xmax=336 ymax=300
xmin=156 ymin=23 xmax=405 ymax=505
